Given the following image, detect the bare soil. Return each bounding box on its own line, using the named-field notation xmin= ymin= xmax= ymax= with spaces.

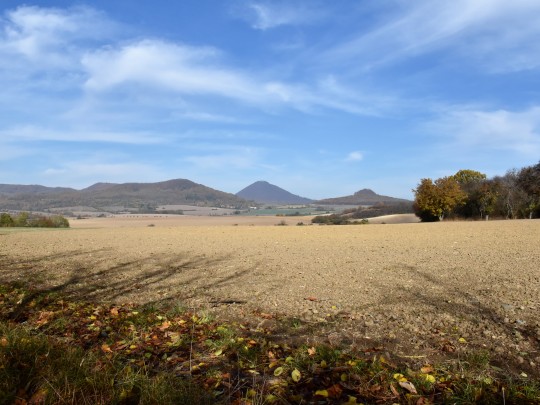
xmin=1 ymin=218 xmax=539 ymax=376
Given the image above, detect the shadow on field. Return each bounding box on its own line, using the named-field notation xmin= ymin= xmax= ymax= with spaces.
xmin=372 ymin=264 xmax=539 ymax=377
xmin=0 ymin=249 xmax=255 ymax=320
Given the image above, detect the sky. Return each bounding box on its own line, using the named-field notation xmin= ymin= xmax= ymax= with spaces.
xmin=1 ymin=1 xmax=539 ymax=200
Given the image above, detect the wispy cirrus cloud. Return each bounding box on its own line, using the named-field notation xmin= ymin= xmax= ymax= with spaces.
xmin=81 ymin=39 xmax=385 ymax=115
xmin=236 ymin=1 xmax=325 ymax=30
xmin=323 ymin=0 xmax=540 ymax=73
xmin=0 ymin=125 xmax=166 ymax=144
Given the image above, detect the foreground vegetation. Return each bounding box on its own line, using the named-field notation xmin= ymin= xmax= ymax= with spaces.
xmin=1 ymin=283 xmax=538 ymax=404
xmin=0 ymin=212 xmax=70 ymax=228
xmin=413 ymin=162 xmax=540 ymax=221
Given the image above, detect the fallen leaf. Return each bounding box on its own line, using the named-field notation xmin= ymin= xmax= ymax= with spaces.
xmin=327 ymin=384 xmax=343 ymax=397
xmin=458 ymin=337 xmax=467 ymax=344
xmin=314 ymin=389 xmax=328 ymax=397
xmin=36 ymin=311 xmax=54 ymax=326
xmin=101 ymin=343 xmax=112 ymax=353
xmin=421 ymin=365 xmax=434 ymax=374
xmin=399 ymin=381 xmax=418 ymax=394
xmin=305 ymin=296 xmax=318 ymax=302
xmin=422 ymin=374 xmax=436 ymax=384
xmin=158 ymin=321 xmax=171 ymax=331
xmin=307 ymin=346 xmax=316 ymax=356
xmin=110 ymin=307 xmax=119 ymax=316
xmin=393 ymin=373 xmax=407 ymax=382
xmin=274 ymin=367 xmax=284 ymax=376
xmin=291 ymin=368 xmax=301 ymax=382
xmin=390 ymin=383 xmax=399 ymax=397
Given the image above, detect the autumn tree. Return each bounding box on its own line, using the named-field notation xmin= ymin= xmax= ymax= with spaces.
xmin=452 ymin=169 xmax=493 ymax=219
xmin=516 ymin=161 xmax=540 ymax=218
xmin=452 ymin=169 xmax=486 ymax=185
xmin=493 ymin=170 xmax=529 ymax=219
xmin=413 ymin=176 xmax=466 ymax=221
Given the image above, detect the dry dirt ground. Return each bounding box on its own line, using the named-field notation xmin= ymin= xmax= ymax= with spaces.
xmin=1 ymin=217 xmax=539 ymax=377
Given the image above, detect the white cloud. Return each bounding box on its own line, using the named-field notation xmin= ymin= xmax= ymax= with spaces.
xmin=346 ymin=151 xmax=364 ymax=161
xmin=1 ymin=5 xmax=116 ymax=68
xmin=0 ymin=125 xmax=165 ymax=144
xmin=427 ymin=106 xmax=540 ymax=156
xmin=323 ymin=0 xmax=540 ymax=72
xmin=81 ymin=39 xmax=382 ymax=115
xmin=240 ymin=1 xmax=324 ymax=30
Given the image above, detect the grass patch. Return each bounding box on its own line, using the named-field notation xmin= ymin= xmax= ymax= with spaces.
xmin=1 ymin=282 xmax=539 ymax=404
xmin=0 ymin=323 xmax=212 ymax=404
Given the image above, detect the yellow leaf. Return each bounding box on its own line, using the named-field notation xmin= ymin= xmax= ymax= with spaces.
xmin=423 ymin=374 xmax=436 ymax=383
xmin=346 ymin=396 xmax=358 ymax=404
xmin=458 ymin=337 xmax=467 ymax=343
xmin=314 ymin=389 xmax=328 ymax=397
xmin=274 ymin=366 xmax=284 ymax=376
xmin=291 ymin=368 xmax=301 ymax=382
xmin=265 ymin=394 xmax=278 ymax=403
xmin=320 ymin=360 xmax=327 ymax=368
xmin=285 ymin=356 xmax=294 ymax=363
xmin=341 ymin=373 xmax=348 ymax=382
xmin=307 ymin=346 xmax=316 ymax=356
xmin=214 ymin=349 xmax=223 ymax=356
xmin=393 ymin=373 xmax=407 ymax=382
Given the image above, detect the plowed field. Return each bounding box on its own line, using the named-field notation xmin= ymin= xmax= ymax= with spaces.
xmin=1 ymin=218 xmax=539 ymax=376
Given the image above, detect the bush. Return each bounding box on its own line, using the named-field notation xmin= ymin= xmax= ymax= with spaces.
xmin=0 ymin=213 xmax=69 ymax=228
xmin=0 ymin=213 xmax=14 ymax=227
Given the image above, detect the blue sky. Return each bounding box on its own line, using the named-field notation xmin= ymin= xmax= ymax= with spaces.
xmin=1 ymin=1 xmax=539 ymax=199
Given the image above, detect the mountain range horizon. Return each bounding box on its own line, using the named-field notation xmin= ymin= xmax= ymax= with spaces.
xmin=0 ymin=178 xmax=412 ymax=214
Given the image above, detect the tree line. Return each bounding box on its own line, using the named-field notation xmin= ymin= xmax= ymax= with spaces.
xmin=413 ymin=161 xmax=540 ymax=221
xmin=0 ymin=212 xmax=70 ymax=228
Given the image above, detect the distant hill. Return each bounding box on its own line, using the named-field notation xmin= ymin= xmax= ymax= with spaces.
xmin=0 ymin=184 xmax=76 ymax=196
xmin=0 ymin=179 xmax=250 ymax=212
xmin=316 ymin=188 xmax=411 ymax=205
xmin=236 ymin=181 xmax=313 ymax=205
